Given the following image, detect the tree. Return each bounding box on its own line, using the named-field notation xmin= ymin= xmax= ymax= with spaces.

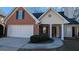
xmin=73 ymin=7 xmax=79 ymax=22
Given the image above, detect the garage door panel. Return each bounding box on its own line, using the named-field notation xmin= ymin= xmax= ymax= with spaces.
xmin=7 ymin=25 xmax=33 ymax=38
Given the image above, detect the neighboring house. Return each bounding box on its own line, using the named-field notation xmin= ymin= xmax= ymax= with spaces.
xmin=0 ymin=14 xmax=5 ymax=36
xmin=59 ymin=12 xmax=79 ymax=38
xmin=4 ymin=7 xmax=79 ymax=40
xmin=0 ymin=15 xmax=5 ymax=24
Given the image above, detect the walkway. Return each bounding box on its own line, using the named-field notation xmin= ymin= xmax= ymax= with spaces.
xmin=20 ymin=38 xmax=63 ymax=50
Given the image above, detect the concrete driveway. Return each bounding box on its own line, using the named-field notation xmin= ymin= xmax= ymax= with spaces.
xmin=0 ymin=37 xmax=28 ymax=51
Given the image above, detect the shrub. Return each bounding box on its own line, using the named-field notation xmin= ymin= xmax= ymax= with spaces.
xmin=30 ymin=35 xmax=40 ymax=43
xmin=30 ymin=34 xmax=52 ymax=43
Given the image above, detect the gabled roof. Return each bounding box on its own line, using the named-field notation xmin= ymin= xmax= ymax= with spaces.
xmin=38 ymin=7 xmax=69 ymax=24
xmin=4 ymin=7 xmax=79 ymax=24
xmin=59 ymin=12 xmax=79 ymax=24
xmin=4 ymin=7 xmax=39 ymax=24
xmin=32 ymin=11 xmax=79 ymax=24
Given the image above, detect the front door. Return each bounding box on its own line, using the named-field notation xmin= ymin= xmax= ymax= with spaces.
xmin=52 ymin=26 xmax=56 ymax=37
xmin=0 ymin=25 xmax=4 ymax=37
xmin=39 ymin=25 xmax=49 ymax=35
xmin=72 ymin=27 xmax=75 ymax=37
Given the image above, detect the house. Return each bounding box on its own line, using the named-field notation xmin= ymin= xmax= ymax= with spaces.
xmin=0 ymin=14 xmax=5 ymax=37
xmin=0 ymin=15 xmax=5 ymax=24
xmin=5 ymin=7 xmax=79 ymax=40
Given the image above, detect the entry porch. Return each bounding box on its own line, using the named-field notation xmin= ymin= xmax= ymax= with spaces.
xmin=39 ymin=24 xmax=64 ymax=40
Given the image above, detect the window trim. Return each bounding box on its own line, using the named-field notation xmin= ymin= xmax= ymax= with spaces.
xmin=16 ymin=10 xmax=25 ymax=20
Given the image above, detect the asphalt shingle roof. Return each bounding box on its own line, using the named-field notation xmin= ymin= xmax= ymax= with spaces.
xmin=59 ymin=12 xmax=79 ymax=24
xmin=32 ymin=13 xmax=43 ymax=19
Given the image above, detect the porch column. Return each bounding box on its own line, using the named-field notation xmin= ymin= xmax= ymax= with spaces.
xmin=50 ymin=24 xmax=52 ymax=38
xmin=77 ymin=26 xmax=79 ymax=37
xmin=61 ymin=24 xmax=64 ymax=40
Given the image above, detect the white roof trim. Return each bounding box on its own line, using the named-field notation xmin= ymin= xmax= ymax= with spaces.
xmin=39 ymin=7 xmax=69 ymax=24
xmin=38 ymin=9 xmax=48 ymax=20
xmin=5 ymin=7 xmax=39 ymax=24
xmin=23 ymin=8 xmax=39 ymax=24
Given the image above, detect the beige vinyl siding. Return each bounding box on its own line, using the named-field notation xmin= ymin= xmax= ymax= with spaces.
xmin=40 ymin=10 xmax=69 ymax=24
xmin=64 ymin=25 xmax=79 ymax=37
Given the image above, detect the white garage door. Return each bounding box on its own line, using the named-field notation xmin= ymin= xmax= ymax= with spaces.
xmin=7 ymin=25 xmax=33 ymax=38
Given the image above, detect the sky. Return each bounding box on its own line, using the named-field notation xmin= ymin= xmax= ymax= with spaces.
xmin=2 ymin=7 xmax=13 ymax=14
xmin=0 ymin=7 xmax=64 ymax=16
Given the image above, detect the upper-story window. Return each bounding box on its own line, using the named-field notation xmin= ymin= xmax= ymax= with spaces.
xmin=16 ymin=10 xmax=24 ymax=20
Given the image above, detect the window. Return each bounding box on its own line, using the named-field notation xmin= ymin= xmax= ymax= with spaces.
xmin=43 ymin=27 xmax=46 ymax=34
xmin=16 ymin=10 xmax=24 ymax=20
